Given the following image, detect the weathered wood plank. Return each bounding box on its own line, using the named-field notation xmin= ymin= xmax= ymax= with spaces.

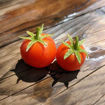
xmin=1 ymin=2 xmax=105 ymax=104
xmin=0 ymin=0 xmax=98 ymax=47
xmin=0 ymin=56 xmax=105 ymax=105
xmin=1 ymin=7 xmax=105 ymax=79
xmin=1 ymin=8 xmax=105 ymax=104
xmin=0 ymin=77 xmax=53 ymax=105
xmin=94 ymin=95 xmax=105 ymax=105
xmin=0 ymin=5 xmax=105 ymax=82
xmin=50 ymin=65 xmax=105 ymax=105
xmin=0 ymin=0 xmax=35 ymax=10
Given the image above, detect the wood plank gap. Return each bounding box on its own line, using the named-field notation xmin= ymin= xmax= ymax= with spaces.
xmin=55 ymin=64 xmax=105 ymax=97
xmin=1 ymin=62 xmax=105 ymax=102
xmin=0 ymin=76 xmax=50 ymax=102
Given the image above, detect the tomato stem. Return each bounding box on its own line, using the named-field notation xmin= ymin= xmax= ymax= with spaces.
xmin=35 ymin=24 xmax=44 ymax=40
xmin=36 ymin=27 xmax=40 ymax=40
xmin=63 ymin=34 xmax=88 ymax=63
xmin=20 ymin=24 xmax=51 ymax=52
xmin=74 ymin=36 xmax=79 ymax=50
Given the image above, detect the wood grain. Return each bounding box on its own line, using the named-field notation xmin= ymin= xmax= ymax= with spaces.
xmin=0 ymin=53 xmax=105 ymax=105
xmin=51 ymin=65 xmax=105 ymax=105
xmin=1 ymin=0 xmax=105 ymax=105
xmin=1 ymin=4 xmax=105 ymax=104
xmin=0 ymin=0 xmax=97 ymax=48
xmin=1 ymin=6 xmax=105 ymax=79
xmin=94 ymin=95 xmax=105 ymax=105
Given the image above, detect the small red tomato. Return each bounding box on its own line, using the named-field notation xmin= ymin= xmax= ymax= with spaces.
xmin=56 ymin=35 xmax=88 ymax=71
xmin=20 ymin=25 xmax=56 ymax=68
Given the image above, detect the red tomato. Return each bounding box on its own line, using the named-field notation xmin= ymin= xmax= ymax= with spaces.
xmin=56 ymin=36 xmax=87 ymax=71
xmin=20 ymin=25 xmax=56 ymax=68
xmin=20 ymin=34 xmax=56 ymax=68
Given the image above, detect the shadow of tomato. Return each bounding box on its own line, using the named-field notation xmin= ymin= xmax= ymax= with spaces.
xmin=11 ymin=59 xmax=80 ymax=88
xmin=11 ymin=59 xmax=50 ymax=83
xmin=49 ymin=61 xmax=80 ymax=88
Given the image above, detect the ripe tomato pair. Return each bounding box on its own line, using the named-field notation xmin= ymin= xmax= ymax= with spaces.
xmin=20 ymin=25 xmax=87 ymax=71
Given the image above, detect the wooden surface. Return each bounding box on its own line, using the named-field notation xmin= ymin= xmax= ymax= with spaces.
xmin=1 ymin=0 xmax=105 ymax=105
xmin=0 ymin=0 xmax=96 ymax=48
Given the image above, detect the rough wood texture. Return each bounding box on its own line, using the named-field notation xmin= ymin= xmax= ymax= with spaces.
xmin=0 ymin=0 xmax=97 ymax=48
xmin=1 ymin=0 xmax=105 ymax=105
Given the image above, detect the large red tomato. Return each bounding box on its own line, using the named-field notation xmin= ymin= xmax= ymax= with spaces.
xmin=20 ymin=25 xmax=56 ymax=68
xmin=56 ymin=35 xmax=87 ymax=71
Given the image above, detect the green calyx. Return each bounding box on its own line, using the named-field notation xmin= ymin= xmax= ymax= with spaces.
xmin=63 ymin=34 xmax=88 ymax=64
xmin=20 ymin=24 xmax=51 ymax=52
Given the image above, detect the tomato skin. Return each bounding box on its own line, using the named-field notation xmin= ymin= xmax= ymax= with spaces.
xmin=20 ymin=35 xmax=56 ymax=68
xmin=56 ymin=41 xmax=86 ymax=71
